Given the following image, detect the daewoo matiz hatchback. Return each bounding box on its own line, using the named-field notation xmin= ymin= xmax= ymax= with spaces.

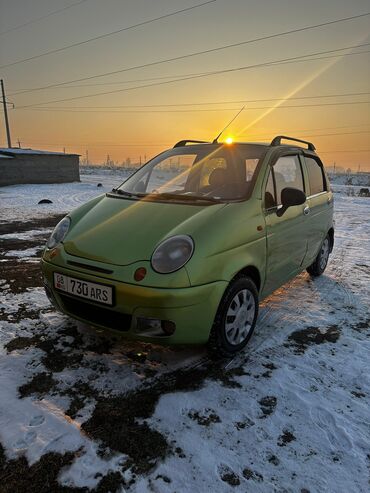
xmin=42 ymin=135 xmax=334 ymax=355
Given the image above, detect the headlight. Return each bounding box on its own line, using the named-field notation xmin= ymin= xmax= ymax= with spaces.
xmin=151 ymin=235 xmax=194 ymax=273
xmin=47 ymin=216 xmax=71 ymax=249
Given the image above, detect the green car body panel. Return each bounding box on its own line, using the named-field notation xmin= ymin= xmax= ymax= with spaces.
xmin=41 ymin=139 xmax=334 ymax=345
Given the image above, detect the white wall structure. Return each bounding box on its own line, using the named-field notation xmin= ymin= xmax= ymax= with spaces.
xmin=0 ymin=148 xmax=80 ymax=186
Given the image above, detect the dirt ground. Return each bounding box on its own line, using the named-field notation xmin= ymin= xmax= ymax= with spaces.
xmin=0 ymin=209 xmax=369 ymax=493
xmin=0 ymin=214 xmax=245 ymax=491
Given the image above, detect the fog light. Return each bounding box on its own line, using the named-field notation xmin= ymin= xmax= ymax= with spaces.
xmin=161 ymin=320 xmax=176 ymax=335
xmin=136 ymin=317 xmax=176 ymax=336
xmin=137 ymin=317 xmax=161 ymax=331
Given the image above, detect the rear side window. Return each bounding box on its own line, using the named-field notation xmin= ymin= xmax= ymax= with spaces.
xmin=305 ymin=157 xmax=327 ymax=195
xmin=273 ymin=155 xmax=304 ymax=205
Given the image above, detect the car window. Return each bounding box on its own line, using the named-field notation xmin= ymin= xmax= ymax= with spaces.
xmin=118 ymin=144 xmax=266 ymax=202
xmin=198 ymin=157 xmax=227 ymax=189
xmin=305 ymin=156 xmax=327 ymax=195
xmin=245 ymin=159 xmax=259 ymax=182
xmin=144 ymin=154 xmax=196 ymax=193
xmin=264 ymin=170 xmax=276 ymax=209
xmin=273 ymin=155 xmax=304 ymax=205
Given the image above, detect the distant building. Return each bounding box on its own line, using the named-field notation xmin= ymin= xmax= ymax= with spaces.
xmin=0 ymin=148 xmax=80 ymax=186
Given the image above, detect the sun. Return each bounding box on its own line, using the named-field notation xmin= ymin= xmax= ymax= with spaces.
xmin=225 ymin=137 xmax=233 ymax=144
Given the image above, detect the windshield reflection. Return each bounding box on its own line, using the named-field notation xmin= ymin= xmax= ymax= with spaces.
xmin=116 ymin=144 xmax=266 ymax=203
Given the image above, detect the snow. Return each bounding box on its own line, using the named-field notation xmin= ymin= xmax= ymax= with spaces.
xmin=0 ymin=171 xmax=130 ymax=222
xmin=0 ymin=169 xmax=369 ymax=491
xmin=4 ymin=247 xmax=41 ymax=258
xmin=329 ymin=173 xmax=370 ymax=187
xmin=0 ymin=147 xmax=79 ymax=156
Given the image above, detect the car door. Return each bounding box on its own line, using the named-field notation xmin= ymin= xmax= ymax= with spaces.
xmin=263 ymin=153 xmax=309 ymax=295
xmin=303 ymin=154 xmax=333 ymax=262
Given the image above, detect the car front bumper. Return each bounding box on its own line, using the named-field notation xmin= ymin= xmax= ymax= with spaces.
xmin=41 ymin=259 xmax=227 ymax=345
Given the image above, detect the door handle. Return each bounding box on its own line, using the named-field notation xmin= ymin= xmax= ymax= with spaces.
xmin=303 ymin=206 xmax=310 ymax=216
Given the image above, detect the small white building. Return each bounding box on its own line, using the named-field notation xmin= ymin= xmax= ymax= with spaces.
xmin=0 ymin=148 xmax=80 ymax=186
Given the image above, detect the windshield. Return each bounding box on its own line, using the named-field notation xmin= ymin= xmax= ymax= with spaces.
xmin=115 ymin=144 xmax=266 ymax=203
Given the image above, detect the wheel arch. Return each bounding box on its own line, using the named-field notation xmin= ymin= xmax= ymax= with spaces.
xmin=232 ymin=265 xmax=261 ymax=293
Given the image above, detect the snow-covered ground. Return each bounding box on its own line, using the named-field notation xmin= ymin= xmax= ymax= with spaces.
xmin=329 ymin=173 xmax=370 ymax=187
xmin=0 ymin=171 xmax=369 ymax=492
xmin=0 ymin=170 xmax=130 ymax=222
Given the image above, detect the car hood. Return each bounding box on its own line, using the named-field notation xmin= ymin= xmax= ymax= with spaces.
xmin=64 ymin=195 xmax=225 ymax=265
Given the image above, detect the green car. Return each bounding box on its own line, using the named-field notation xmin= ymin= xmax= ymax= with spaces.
xmin=41 ymin=135 xmax=334 ymax=356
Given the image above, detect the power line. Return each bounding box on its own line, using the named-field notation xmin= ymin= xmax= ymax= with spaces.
xmin=17 ymin=91 xmax=370 ymax=110
xmin=14 ymin=45 xmax=370 ymax=108
xmin=0 ymin=1 xmax=216 ymax=69
xmin=19 ymin=141 xmax=171 ymax=148
xmin=242 ymin=130 xmax=370 ymax=140
xmin=8 ymin=11 xmax=370 ymax=95
xmin=18 ymin=100 xmax=370 ymax=113
xmin=10 ymin=72 xmax=218 ymax=92
xmin=0 ymin=0 xmax=91 ymax=36
xmin=17 ymin=143 xmax=370 ymax=157
xmin=319 ymin=149 xmax=370 ymax=153
xmin=16 ymin=126 xmax=370 ymax=151
xmin=238 ymin=123 xmax=370 ymax=138
xmin=298 ymin=130 xmax=370 ymax=138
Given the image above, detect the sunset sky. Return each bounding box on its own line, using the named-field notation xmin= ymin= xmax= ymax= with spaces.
xmin=0 ymin=0 xmax=369 ymax=169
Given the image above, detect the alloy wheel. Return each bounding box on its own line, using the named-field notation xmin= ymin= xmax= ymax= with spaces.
xmin=225 ymin=289 xmax=256 ymax=346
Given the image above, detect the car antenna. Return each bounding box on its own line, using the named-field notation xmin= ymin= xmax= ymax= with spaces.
xmin=212 ymin=106 xmax=245 ymax=144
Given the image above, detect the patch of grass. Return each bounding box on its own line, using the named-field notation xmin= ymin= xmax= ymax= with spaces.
xmin=242 ymin=467 xmax=263 ymax=482
xmin=188 ymin=409 xmax=221 ymax=426
xmin=5 ymin=335 xmax=42 ymax=352
xmin=0 ymin=259 xmax=44 ymax=293
xmin=278 ymin=429 xmax=296 ymax=447
xmin=0 ymin=214 xmax=65 ymax=235
xmin=0 ymin=443 xmax=125 ymax=493
xmin=41 ymin=349 xmax=83 ymax=373
xmin=82 ymin=361 xmax=246 ymax=474
xmin=18 ymin=372 xmax=58 ymax=398
xmin=1 ymin=304 xmax=42 ymax=323
xmin=287 ymin=326 xmax=340 ymax=353
xmin=220 ymin=470 xmax=240 ymax=486
xmin=0 ymin=443 xmax=83 ymax=493
xmin=258 ymin=396 xmax=277 ymax=418
xmin=64 ymin=382 xmax=100 ymax=419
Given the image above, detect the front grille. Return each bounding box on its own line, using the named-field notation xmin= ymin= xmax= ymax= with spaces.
xmin=59 ymin=294 xmax=131 ymax=332
xmin=67 ymin=260 xmax=113 ymax=274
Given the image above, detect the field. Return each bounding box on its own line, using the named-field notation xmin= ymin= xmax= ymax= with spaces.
xmin=0 ymin=171 xmax=369 ymax=492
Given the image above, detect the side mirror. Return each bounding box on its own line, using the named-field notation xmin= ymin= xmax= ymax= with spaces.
xmin=276 ymin=187 xmax=306 ymax=217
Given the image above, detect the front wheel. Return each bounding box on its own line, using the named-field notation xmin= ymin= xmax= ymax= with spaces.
xmin=208 ymin=276 xmax=259 ymax=357
xmin=306 ymin=234 xmax=331 ymax=277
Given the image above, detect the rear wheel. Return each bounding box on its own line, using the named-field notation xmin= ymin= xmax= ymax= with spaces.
xmin=306 ymin=234 xmax=330 ymax=277
xmin=208 ymin=276 xmax=258 ymax=357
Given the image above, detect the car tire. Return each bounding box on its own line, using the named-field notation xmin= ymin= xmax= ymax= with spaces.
xmin=306 ymin=234 xmax=331 ymax=277
xmin=208 ymin=276 xmax=259 ymax=358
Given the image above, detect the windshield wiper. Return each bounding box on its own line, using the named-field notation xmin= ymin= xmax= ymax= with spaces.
xmin=150 ymin=192 xmax=222 ymax=203
xmin=110 ymin=188 xmax=146 ymax=198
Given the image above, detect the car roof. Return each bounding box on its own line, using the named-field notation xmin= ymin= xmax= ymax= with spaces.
xmin=173 ymin=135 xmax=317 ymax=153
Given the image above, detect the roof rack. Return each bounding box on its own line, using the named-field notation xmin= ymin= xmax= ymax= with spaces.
xmin=173 ymin=139 xmax=210 ymax=148
xmin=270 ymin=135 xmax=316 ymax=151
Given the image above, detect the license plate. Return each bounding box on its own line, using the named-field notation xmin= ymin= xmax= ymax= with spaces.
xmin=53 ymin=272 xmax=113 ymax=306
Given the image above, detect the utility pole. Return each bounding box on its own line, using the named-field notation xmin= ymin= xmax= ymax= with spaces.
xmin=1 ymin=79 xmax=12 ymax=148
